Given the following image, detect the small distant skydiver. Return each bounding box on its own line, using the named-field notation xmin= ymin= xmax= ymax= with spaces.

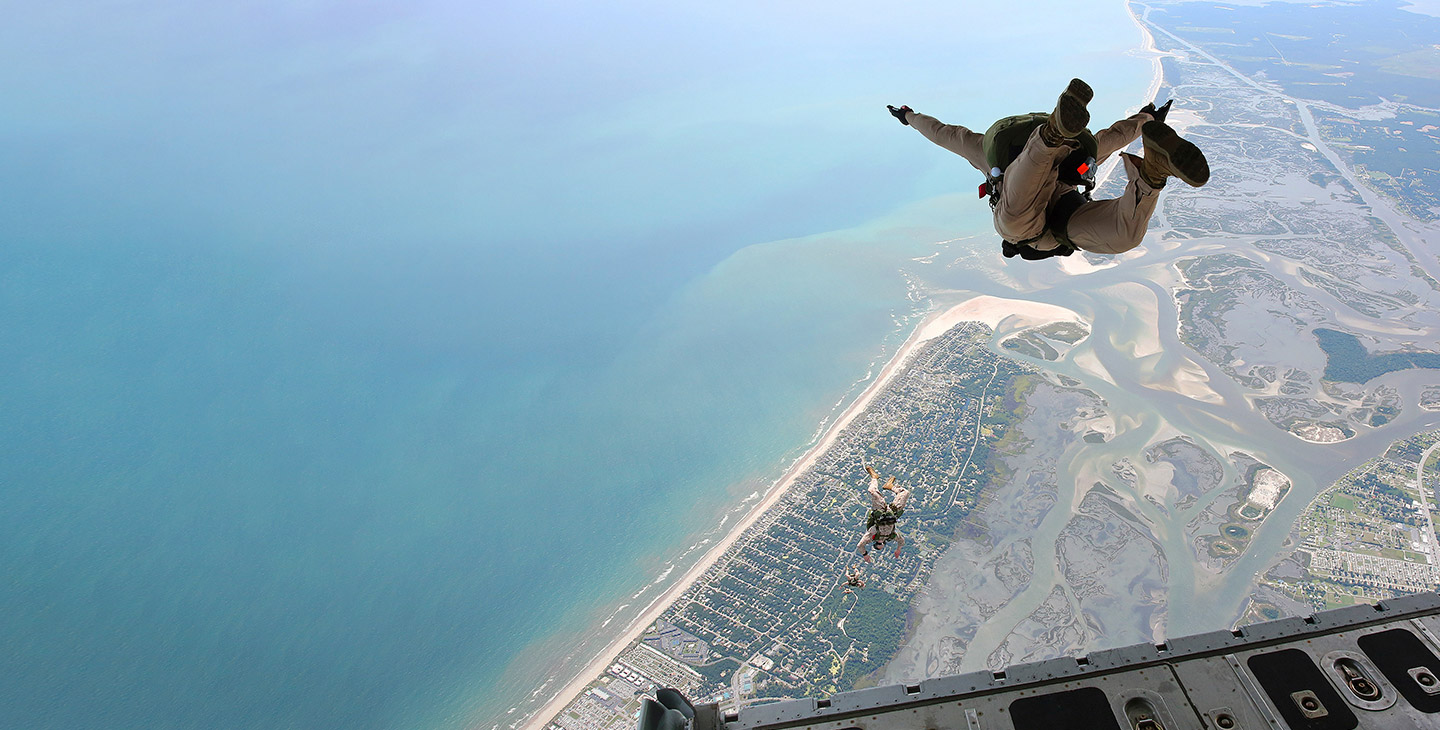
xmin=842 ymin=565 xmax=866 ymax=594
xmin=886 ymin=78 xmax=1209 ymax=260
xmin=857 ymin=465 xmax=909 ymax=563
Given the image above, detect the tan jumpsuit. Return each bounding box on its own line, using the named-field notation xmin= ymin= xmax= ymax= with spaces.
xmin=857 ymin=476 xmax=910 ymax=551
xmin=906 ymin=110 xmax=1160 ymax=255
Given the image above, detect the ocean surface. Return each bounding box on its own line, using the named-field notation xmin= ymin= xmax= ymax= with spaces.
xmin=0 ymin=3 xmax=1150 ymax=728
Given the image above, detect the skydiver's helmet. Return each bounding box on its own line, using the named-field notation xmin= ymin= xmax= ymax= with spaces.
xmin=1058 ymin=147 xmax=1097 ymax=190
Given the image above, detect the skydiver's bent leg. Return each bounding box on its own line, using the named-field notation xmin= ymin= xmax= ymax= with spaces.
xmin=892 ymin=486 xmax=912 ymax=511
xmin=868 ymin=478 xmax=887 ymax=510
xmin=995 ymin=127 xmax=1072 ymax=242
xmin=1065 ymin=153 xmax=1161 ymax=255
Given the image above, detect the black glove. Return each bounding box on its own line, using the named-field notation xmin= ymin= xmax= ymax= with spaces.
xmin=1140 ymin=99 xmax=1173 ymax=123
xmin=887 ymin=104 xmax=913 ymax=126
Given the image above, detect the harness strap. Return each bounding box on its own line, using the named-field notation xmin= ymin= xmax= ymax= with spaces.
xmin=1000 ymin=190 xmax=1090 ymax=260
xmin=1047 ymin=190 xmax=1088 ymax=250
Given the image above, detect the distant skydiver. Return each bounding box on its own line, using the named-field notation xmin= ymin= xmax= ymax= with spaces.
xmin=886 ymin=78 xmax=1209 ymax=260
xmin=842 ymin=565 xmax=866 ymax=594
xmin=856 ymin=465 xmax=909 ymax=563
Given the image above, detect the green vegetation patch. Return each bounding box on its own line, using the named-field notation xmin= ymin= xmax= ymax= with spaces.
xmin=1316 ymin=328 xmax=1440 ymax=384
xmin=838 ymin=590 xmax=908 ymax=687
xmin=1377 ymin=47 xmax=1440 ymax=80
xmin=1001 ymin=335 xmax=1051 ymax=361
xmin=1039 ymin=321 xmax=1089 ymax=345
xmin=694 ymin=657 xmax=741 ymax=686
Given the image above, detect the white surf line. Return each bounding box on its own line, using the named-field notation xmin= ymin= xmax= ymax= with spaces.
xmin=520 ymin=306 xmax=954 ymax=730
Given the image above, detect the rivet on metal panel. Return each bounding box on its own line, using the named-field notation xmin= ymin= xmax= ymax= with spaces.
xmin=1410 ymin=618 xmax=1440 ymax=654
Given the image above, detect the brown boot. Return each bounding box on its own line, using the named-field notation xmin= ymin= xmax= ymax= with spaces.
xmin=1041 ymin=78 xmax=1093 ymax=146
xmin=883 ymin=476 xmax=897 ymax=492
xmin=1140 ymin=121 xmax=1209 ymax=188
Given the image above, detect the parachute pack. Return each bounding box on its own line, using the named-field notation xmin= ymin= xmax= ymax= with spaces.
xmin=981 ymin=112 xmax=1098 ymax=259
xmin=982 ymin=111 xmax=1098 ymax=174
xmin=866 ymin=508 xmax=901 ymax=535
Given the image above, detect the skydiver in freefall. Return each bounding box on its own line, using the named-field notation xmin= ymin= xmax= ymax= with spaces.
xmin=886 ymin=78 xmax=1209 ymax=260
xmin=856 ymin=465 xmax=909 ymax=563
xmin=842 ymin=565 xmax=865 ymax=594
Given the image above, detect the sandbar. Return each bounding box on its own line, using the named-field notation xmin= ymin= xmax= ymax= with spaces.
xmin=919 ymin=295 xmax=1082 ymax=338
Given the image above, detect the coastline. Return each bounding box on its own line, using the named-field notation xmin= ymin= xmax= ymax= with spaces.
xmin=1091 ymin=3 xmax=1166 ymax=193
xmin=1132 ymin=2 xmax=1167 ymax=122
xmin=521 ymin=295 xmax=1077 ymax=730
xmin=1058 ymin=2 xmax=1166 ymax=278
xmin=520 ymin=307 xmax=942 ymax=730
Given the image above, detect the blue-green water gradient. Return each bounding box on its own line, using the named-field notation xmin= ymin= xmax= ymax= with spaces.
xmin=0 ymin=2 xmax=1152 ymax=728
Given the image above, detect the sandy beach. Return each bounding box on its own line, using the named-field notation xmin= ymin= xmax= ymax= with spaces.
xmin=918 ymin=295 xmax=1082 ymax=338
xmin=521 ymin=294 xmax=1080 ymax=729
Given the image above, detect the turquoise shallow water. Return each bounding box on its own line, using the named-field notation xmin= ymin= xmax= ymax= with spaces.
xmin=0 ymin=2 xmax=1151 ymax=729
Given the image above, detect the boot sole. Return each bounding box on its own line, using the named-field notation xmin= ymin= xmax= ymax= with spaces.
xmin=1142 ymin=121 xmax=1210 ymax=187
xmin=1053 ymin=79 xmax=1092 ymax=138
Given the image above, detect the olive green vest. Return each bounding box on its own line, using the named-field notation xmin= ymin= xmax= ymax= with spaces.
xmin=867 ymin=507 xmax=902 ymax=536
xmin=983 ymin=112 xmax=1098 ymax=174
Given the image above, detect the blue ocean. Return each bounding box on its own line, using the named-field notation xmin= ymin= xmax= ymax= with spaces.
xmin=0 ymin=3 xmax=1150 ymax=728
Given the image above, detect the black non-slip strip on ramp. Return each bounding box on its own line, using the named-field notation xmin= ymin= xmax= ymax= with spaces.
xmin=1247 ymin=648 xmax=1358 ymax=730
xmin=1358 ymin=628 xmax=1440 ymax=713
xmin=1009 ymin=686 xmax=1122 ymax=730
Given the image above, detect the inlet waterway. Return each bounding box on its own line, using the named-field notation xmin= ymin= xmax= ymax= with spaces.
xmin=894 ymin=216 xmax=1440 ymax=674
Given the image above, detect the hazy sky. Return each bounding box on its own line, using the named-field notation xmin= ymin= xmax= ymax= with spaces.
xmin=1 ymin=1 xmax=1157 ymax=347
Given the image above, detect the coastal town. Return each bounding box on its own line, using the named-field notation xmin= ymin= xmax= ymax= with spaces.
xmin=1253 ymin=432 xmax=1440 ymax=617
xmin=544 ymin=321 xmax=1035 ymax=729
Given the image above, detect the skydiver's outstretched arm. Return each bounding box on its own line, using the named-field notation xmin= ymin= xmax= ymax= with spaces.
xmin=856 ymin=529 xmax=877 ymax=563
xmin=896 ymin=109 xmax=990 ymax=174
xmin=892 ymin=533 xmax=905 ymax=557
